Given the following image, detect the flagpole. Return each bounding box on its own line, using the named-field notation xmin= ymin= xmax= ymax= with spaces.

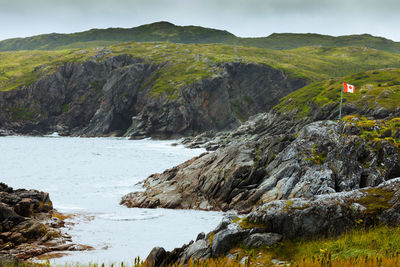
xmin=338 ymin=83 xmax=343 ymax=120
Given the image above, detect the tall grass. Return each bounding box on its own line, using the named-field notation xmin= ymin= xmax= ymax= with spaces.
xmin=5 ymin=225 xmax=399 ymax=267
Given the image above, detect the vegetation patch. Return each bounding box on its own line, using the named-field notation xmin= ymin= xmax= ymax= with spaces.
xmin=305 ymin=144 xmax=328 ymax=165
xmin=61 ymin=103 xmax=70 ymax=113
xmin=9 ymin=107 xmax=35 ymax=121
xmin=355 ymin=187 xmax=395 ymax=214
xmin=344 ymin=115 xmax=400 ymax=151
xmin=2 ymin=42 xmax=400 ymax=100
xmin=201 ymin=225 xmax=400 ymax=267
xmin=238 ymin=218 xmax=268 ymax=230
xmin=274 ymin=69 xmax=400 ymax=118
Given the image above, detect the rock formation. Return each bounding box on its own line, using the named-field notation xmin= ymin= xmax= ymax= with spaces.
xmin=0 ymin=55 xmax=306 ymax=138
xmin=0 ymin=183 xmax=87 ymax=261
xmin=121 ymin=115 xmax=400 ymax=212
xmin=144 ymin=178 xmax=400 ymax=266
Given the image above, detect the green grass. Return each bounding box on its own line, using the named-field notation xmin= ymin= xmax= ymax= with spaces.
xmin=0 ymin=49 xmax=95 ymax=91
xmin=267 ymin=225 xmax=400 ymax=261
xmin=274 ymin=68 xmax=400 ymax=117
xmin=239 ymin=33 xmax=400 ymax=53
xmin=2 ymin=41 xmax=400 ymax=100
xmin=343 ymin=116 xmax=400 ymax=151
xmin=220 ymin=225 xmax=400 ymax=267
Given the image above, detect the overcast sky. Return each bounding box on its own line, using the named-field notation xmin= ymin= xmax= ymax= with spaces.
xmin=0 ymin=0 xmax=399 ymax=41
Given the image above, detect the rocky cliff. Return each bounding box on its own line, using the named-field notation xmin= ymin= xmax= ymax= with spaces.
xmin=0 ymin=55 xmax=306 ymax=138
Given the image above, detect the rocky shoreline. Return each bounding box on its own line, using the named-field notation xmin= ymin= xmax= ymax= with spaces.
xmin=119 ymin=108 xmax=400 ymax=265
xmin=145 ymin=178 xmax=400 ymax=266
xmin=121 ymin=114 xmax=400 ymax=212
xmin=0 ymin=183 xmax=90 ymax=263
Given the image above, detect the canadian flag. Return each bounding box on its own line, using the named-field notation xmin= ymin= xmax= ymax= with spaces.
xmin=343 ymin=83 xmax=355 ymax=93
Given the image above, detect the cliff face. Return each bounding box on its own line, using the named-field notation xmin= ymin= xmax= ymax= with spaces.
xmin=0 ymin=55 xmax=307 ymax=138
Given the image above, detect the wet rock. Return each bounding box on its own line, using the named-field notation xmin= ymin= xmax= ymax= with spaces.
xmin=0 ymin=182 xmax=83 ymax=260
xmin=15 ymin=198 xmax=34 ymax=217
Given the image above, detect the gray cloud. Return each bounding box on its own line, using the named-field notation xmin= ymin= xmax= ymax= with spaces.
xmin=0 ymin=0 xmax=399 ymax=41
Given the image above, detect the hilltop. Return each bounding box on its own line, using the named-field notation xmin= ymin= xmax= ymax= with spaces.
xmin=1 ymin=22 xmax=400 ymax=53
xmin=2 ymin=42 xmax=400 ymax=93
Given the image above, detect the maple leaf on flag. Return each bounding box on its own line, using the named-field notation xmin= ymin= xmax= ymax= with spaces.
xmin=343 ymin=83 xmax=355 ymax=93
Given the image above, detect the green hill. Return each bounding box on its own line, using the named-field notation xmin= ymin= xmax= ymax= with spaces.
xmin=274 ymin=68 xmax=400 ymax=117
xmin=2 ymin=42 xmax=400 ymax=94
xmin=1 ymin=22 xmax=400 ymax=53
xmin=0 ymin=22 xmax=237 ymax=51
xmin=239 ymin=33 xmax=400 ymax=53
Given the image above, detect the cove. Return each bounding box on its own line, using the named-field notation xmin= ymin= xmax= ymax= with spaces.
xmin=0 ymin=136 xmax=223 ymax=265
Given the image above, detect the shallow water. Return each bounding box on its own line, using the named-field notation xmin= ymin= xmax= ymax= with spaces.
xmin=0 ymin=136 xmax=223 ymax=265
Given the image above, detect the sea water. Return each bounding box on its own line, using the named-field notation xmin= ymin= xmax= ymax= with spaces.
xmin=0 ymin=136 xmax=223 ymax=265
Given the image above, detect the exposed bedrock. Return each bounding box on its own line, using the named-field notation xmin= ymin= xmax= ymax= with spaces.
xmin=121 ymin=116 xmax=400 ymax=212
xmin=144 ymin=178 xmax=400 ymax=266
xmin=0 ymin=55 xmax=307 ymax=138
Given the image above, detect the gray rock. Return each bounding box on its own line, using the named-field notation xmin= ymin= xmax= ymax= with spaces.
xmin=157 ymin=178 xmax=400 ymax=264
xmin=145 ymin=247 xmax=166 ymax=267
xmin=243 ymin=233 xmax=282 ymax=247
xmin=122 ymin=119 xmax=400 ymax=212
xmin=211 ymin=224 xmax=246 ymax=256
xmin=196 ymin=232 xmax=205 ymax=241
xmin=182 ymin=239 xmax=210 ymax=262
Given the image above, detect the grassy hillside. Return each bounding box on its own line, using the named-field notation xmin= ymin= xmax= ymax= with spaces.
xmin=239 ymin=33 xmax=400 ymax=53
xmin=1 ymin=22 xmax=400 ymax=53
xmin=190 ymin=225 xmax=400 ymax=267
xmin=274 ymin=68 xmax=400 ymax=117
xmin=0 ymin=22 xmax=236 ymax=51
xmin=2 ymin=42 xmax=400 ymax=97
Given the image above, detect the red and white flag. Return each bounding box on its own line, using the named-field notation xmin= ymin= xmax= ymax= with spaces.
xmin=343 ymin=83 xmax=355 ymax=93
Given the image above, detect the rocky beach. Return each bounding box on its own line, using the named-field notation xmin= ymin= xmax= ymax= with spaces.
xmin=0 ymin=183 xmax=90 ymax=263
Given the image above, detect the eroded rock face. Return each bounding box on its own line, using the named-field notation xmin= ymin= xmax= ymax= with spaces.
xmin=0 ymin=183 xmax=85 ymax=260
xmin=0 ymin=56 xmax=307 ymax=138
xmin=121 ymin=117 xmax=400 ymax=212
xmin=144 ymin=178 xmax=400 ymax=266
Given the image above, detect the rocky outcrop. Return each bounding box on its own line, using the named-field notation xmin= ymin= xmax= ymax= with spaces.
xmin=0 ymin=55 xmax=307 ymax=138
xmin=144 ymin=178 xmax=400 ymax=266
xmin=121 ymin=116 xmax=400 ymax=212
xmin=0 ymin=183 xmax=87 ymax=260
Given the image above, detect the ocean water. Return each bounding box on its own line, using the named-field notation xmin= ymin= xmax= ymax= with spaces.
xmin=0 ymin=136 xmax=223 ymax=265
